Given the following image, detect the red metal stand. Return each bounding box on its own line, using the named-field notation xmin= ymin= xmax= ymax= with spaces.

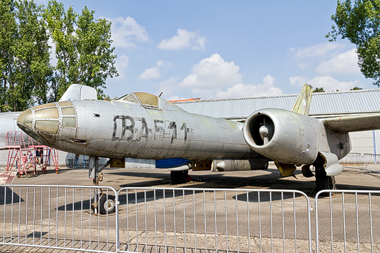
xmin=6 ymin=131 xmax=59 ymax=176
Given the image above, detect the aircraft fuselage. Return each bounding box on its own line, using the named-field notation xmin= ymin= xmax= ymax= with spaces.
xmin=17 ymin=97 xmax=258 ymax=162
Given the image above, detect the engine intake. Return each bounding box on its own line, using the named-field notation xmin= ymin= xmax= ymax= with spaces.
xmin=243 ymin=108 xmax=323 ymax=165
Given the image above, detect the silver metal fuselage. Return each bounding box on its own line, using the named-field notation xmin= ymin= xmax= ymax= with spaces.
xmin=17 ymin=97 xmax=257 ymax=162
xmin=72 ymin=100 xmax=255 ymax=160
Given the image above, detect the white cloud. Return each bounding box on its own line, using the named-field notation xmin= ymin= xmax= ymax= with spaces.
xmin=316 ymin=49 xmax=360 ymax=74
xmin=290 ymin=75 xmax=363 ymax=91
xmin=157 ymin=76 xmax=181 ymax=97
xmin=107 ymin=17 xmax=148 ymax=48
xmin=156 ymin=55 xmax=282 ymax=99
xmin=289 ymin=76 xmax=308 ymax=87
xmin=288 ymin=42 xmax=344 ymax=59
xmin=115 ymin=55 xmax=129 ymax=79
xmin=288 ymin=42 xmax=346 ymax=69
xmin=157 ymin=29 xmax=206 ymax=50
xmin=177 ymin=54 xmax=283 ymax=98
xmin=216 ymin=75 xmax=283 ymax=98
xmin=156 ymin=53 xmax=242 ymax=98
xmin=140 ymin=67 xmax=161 ymax=80
xmin=139 ymin=61 xmax=171 ymax=80
xmin=179 ymin=54 xmax=241 ymax=96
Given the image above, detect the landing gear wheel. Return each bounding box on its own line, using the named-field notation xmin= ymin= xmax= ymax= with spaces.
xmin=171 ymin=170 xmax=188 ymax=184
xmin=92 ymin=194 xmax=116 ymax=214
xmin=99 ymin=194 xmax=115 ymax=214
xmin=89 ymin=157 xmax=115 ymax=214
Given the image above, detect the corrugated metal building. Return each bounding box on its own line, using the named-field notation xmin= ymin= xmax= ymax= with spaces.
xmin=173 ymin=89 xmax=380 ymax=162
xmin=173 ymin=88 xmax=380 ymax=119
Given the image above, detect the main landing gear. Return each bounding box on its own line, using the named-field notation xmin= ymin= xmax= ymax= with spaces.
xmin=314 ymin=156 xmax=336 ymax=193
xmin=89 ymin=157 xmax=116 ymax=214
xmin=315 ymin=165 xmax=335 ymax=192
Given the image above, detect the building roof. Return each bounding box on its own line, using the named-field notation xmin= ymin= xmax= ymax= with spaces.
xmin=173 ymin=89 xmax=380 ymax=119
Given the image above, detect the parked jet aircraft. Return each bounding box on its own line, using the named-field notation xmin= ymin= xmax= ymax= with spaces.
xmin=16 ymin=84 xmax=380 ymax=213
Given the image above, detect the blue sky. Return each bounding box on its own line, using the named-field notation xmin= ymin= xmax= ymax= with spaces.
xmin=38 ymin=0 xmax=374 ymax=100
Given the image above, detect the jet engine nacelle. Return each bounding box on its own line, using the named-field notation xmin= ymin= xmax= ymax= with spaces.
xmin=243 ymin=108 xmax=324 ymax=165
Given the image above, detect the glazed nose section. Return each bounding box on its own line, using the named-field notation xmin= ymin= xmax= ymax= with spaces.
xmin=17 ymin=103 xmax=60 ymax=145
xmin=34 ymin=106 xmax=59 ymax=134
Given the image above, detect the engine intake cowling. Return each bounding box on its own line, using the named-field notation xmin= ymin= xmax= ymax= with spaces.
xmin=243 ymin=108 xmax=323 ymax=165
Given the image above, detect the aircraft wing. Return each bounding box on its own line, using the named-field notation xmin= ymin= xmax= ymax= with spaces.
xmin=322 ymin=113 xmax=380 ymax=132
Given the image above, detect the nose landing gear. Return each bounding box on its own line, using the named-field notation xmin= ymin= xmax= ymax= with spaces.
xmin=89 ymin=157 xmax=116 ymax=214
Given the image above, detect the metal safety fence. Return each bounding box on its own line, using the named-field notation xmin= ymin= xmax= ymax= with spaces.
xmin=339 ymin=152 xmax=380 ymax=167
xmin=117 ymin=188 xmax=311 ymax=253
xmin=0 ymin=185 xmax=118 ymax=252
xmin=314 ymin=190 xmax=380 ymax=253
xmin=0 ymin=185 xmax=379 ymax=253
xmin=339 ymin=153 xmax=380 ymax=175
xmin=339 ymin=152 xmax=365 ymax=169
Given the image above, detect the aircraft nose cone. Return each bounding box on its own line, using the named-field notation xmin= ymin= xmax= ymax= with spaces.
xmin=17 ymin=104 xmax=60 ymax=145
xmin=17 ymin=109 xmax=33 ymax=130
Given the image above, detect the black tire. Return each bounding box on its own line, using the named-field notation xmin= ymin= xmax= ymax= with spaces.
xmin=98 ymin=194 xmax=116 ymax=214
xmin=171 ymin=171 xmax=188 ymax=184
xmin=315 ymin=164 xmax=336 ymax=193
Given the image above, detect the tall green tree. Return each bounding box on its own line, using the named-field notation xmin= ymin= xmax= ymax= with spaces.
xmin=44 ymin=0 xmax=118 ymax=100
xmin=13 ymin=0 xmax=53 ymax=108
xmin=0 ymin=0 xmax=18 ymax=111
xmin=328 ymin=0 xmax=380 ymax=86
xmin=0 ymin=0 xmax=118 ymax=112
xmin=0 ymin=0 xmax=52 ymax=112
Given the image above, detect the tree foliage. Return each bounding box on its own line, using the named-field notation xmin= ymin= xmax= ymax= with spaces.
xmin=312 ymin=86 xmax=362 ymax=92
xmin=0 ymin=0 xmax=52 ymax=111
xmin=44 ymin=1 xmax=117 ymax=100
xmin=328 ymin=0 xmax=380 ymax=86
xmin=0 ymin=0 xmax=117 ymax=112
xmin=313 ymin=87 xmax=325 ymax=93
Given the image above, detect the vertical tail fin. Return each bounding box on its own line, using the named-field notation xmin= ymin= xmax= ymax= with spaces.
xmin=291 ymin=84 xmax=313 ymax=116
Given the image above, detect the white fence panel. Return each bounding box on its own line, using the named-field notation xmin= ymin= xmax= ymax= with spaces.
xmin=1 ymin=185 xmax=379 ymax=253
xmin=0 ymin=185 xmax=118 ymax=253
xmin=117 ymin=187 xmax=312 ymax=253
xmin=314 ymin=190 xmax=380 ymax=253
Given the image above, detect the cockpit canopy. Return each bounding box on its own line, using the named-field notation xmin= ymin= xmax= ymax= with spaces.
xmin=117 ymin=92 xmax=184 ymax=111
xmin=120 ymin=92 xmax=158 ymax=107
